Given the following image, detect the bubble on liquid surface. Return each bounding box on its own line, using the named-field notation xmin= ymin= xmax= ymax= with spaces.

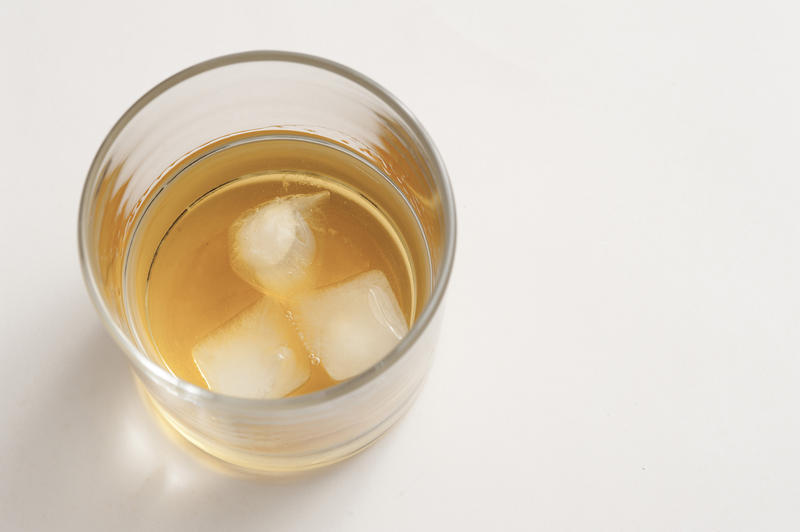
xmin=294 ymin=270 xmax=409 ymax=381
xmin=229 ymin=191 xmax=329 ymax=296
xmin=192 ymin=297 xmax=310 ymax=399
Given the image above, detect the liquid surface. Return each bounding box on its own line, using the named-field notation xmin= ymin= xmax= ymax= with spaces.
xmin=145 ymin=170 xmax=415 ymax=396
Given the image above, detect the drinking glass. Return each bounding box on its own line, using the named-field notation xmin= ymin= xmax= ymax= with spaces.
xmin=78 ymin=51 xmax=456 ymax=472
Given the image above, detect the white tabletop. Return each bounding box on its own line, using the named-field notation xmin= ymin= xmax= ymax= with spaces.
xmin=2 ymin=1 xmax=800 ymax=530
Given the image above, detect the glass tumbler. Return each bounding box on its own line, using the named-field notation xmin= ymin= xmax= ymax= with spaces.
xmin=78 ymin=51 xmax=456 ymax=472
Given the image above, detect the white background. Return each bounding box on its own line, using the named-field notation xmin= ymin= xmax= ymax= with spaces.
xmin=2 ymin=1 xmax=799 ymax=530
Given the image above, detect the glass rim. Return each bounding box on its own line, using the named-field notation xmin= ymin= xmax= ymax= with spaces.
xmin=77 ymin=50 xmax=456 ymax=411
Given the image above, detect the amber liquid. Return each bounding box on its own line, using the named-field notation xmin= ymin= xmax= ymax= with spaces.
xmin=136 ymin=135 xmax=422 ymax=396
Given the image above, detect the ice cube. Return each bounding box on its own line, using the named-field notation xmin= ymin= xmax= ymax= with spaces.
xmin=192 ymin=297 xmax=309 ymax=399
xmin=294 ymin=270 xmax=409 ymax=381
xmin=230 ymin=191 xmax=329 ymax=296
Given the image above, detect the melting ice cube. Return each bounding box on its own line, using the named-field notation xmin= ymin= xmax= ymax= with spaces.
xmin=294 ymin=270 xmax=409 ymax=381
xmin=230 ymin=191 xmax=329 ymax=296
xmin=192 ymin=297 xmax=309 ymax=399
